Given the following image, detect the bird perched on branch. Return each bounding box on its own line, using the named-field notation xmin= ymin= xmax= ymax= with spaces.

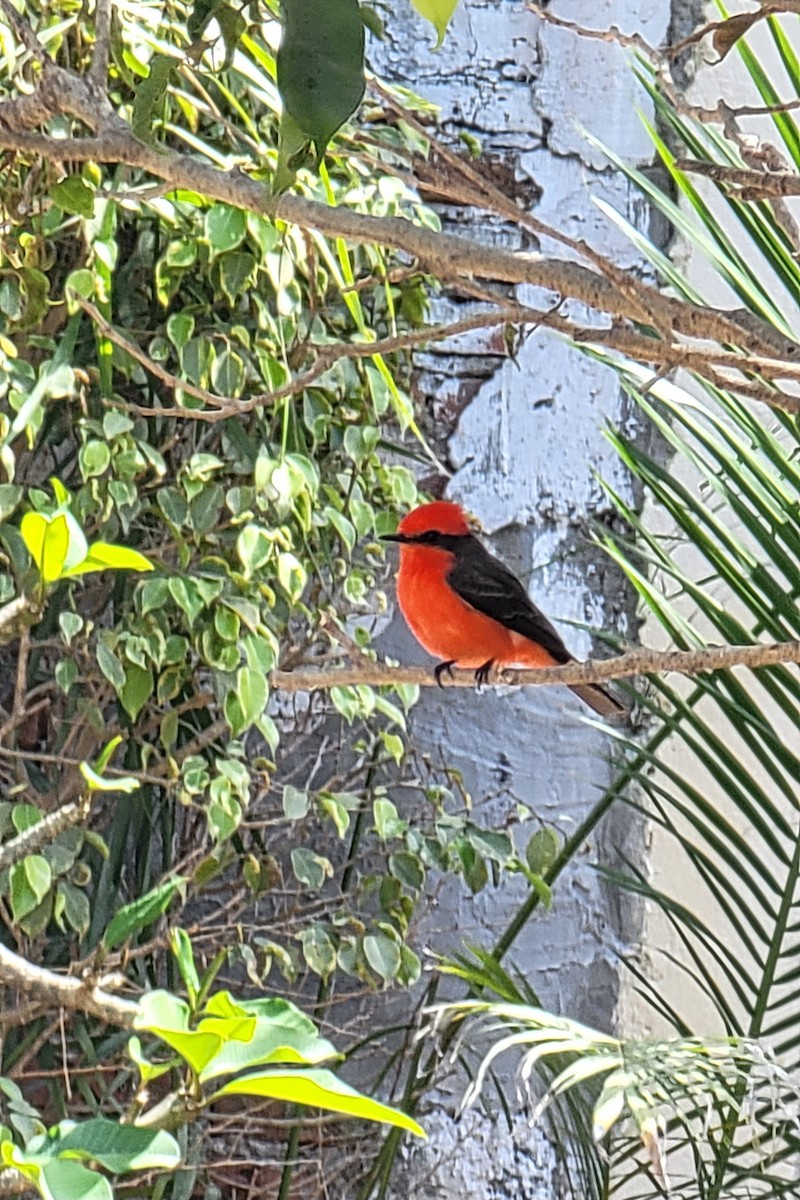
xmin=382 ymin=500 xmax=625 ymax=719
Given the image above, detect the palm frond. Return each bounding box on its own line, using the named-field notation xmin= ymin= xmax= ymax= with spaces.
xmin=429 ymin=1001 xmax=800 ymax=1199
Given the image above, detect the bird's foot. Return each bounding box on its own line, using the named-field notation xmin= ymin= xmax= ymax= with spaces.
xmin=434 ymin=660 xmax=457 ymax=688
xmin=474 ymin=659 xmax=494 ymax=690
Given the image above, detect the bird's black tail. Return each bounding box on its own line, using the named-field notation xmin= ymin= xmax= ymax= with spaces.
xmin=570 ymin=683 xmax=627 ymax=720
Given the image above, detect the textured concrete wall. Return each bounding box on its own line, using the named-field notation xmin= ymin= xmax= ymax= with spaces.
xmin=370 ymin=1 xmax=671 ymax=1194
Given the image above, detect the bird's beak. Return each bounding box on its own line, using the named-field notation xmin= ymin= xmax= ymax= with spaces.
xmin=380 ymin=533 xmax=408 ymax=543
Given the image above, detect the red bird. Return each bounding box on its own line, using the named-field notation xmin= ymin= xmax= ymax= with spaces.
xmin=383 ymin=500 xmax=624 ymax=719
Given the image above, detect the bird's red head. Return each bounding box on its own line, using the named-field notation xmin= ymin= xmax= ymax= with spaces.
xmin=396 ymin=501 xmax=471 ymax=538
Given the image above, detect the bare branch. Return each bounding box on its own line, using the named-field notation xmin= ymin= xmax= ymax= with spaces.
xmin=0 ymin=797 xmax=91 ymax=873
xmin=667 ymin=1 xmax=800 ymax=61
xmin=269 ymin=639 xmax=800 ymax=694
xmin=80 ymin=295 xmax=606 ymax=421
xmin=0 ymin=941 xmax=138 ymax=1027
xmin=675 ymin=158 xmax=800 ymax=199
xmin=90 ymin=0 xmax=112 ymax=88
xmin=0 ymin=84 xmax=794 ymax=378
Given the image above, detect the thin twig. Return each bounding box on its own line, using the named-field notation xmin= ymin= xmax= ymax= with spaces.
xmin=675 ymin=158 xmax=800 ymax=199
xmin=269 ymin=639 xmax=800 ymax=694
xmin=81 ymin=296 xmax=582 ymax=421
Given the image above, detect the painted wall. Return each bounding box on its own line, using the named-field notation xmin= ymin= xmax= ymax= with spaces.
xmin=368 ymin=1 xmax=672 ymax=1193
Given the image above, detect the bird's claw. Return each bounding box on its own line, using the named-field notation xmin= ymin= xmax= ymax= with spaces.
xmin=474 ymin=659 xmax=494 ymax=690
xmin=434 ymin=660 xmax=456 ymax=688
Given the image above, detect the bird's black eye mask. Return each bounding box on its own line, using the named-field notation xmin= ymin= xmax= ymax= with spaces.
xmin=380 ymin=531 xmax=468 ymax=550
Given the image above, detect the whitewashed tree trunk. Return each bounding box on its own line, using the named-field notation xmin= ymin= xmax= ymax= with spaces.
xmin=370 ymin=1 xmax=673 ymax=1193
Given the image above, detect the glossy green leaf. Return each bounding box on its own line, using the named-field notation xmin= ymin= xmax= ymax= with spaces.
xmin=291 ymin=847 xmax=332 ymax=891
xmin=104 ymin=877 xmax=187 ymax=950
xmin=48 ymin=1117 xmax=181 ymax=1174
xmin=276 ymin=0 xmax=365 ymax=162
xmin=363 ymin=932 xmax=400 ymax=982
xmin=63 ymin=542 xmax=154 ymax=576
xmin=236 ymin=666 xmax=268 ymax=728
xmin=20 ymin=512 xmax=70 ymax=583
xmin=10 ymin=855 xmax=51 ymax=921
xmin=215 ymin=1067 xmax=426 ymax=1136
xmin=53 ymin=176 xmax=95 ymax=219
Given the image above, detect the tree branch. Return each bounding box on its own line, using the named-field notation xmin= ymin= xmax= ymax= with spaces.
xmin=0 ymin=797 xmax=92 ymax=873
xmin=0 ymin=64 xmax=796 ymax=389
xmin=269 ymin=639 xmax=800 ymax=694
xmin=675 ymin=158 xmax=800 ymax=200
xmin=0 ymin=941 xmax=138 ymax=1027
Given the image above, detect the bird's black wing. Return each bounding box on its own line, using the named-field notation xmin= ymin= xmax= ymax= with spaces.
xmin=446 ymin=535 xmax=573 ymax=665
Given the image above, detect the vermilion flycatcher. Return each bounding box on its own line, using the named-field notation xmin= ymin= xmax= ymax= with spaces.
xmin=383 ymin=500 xmax=624 ymax=718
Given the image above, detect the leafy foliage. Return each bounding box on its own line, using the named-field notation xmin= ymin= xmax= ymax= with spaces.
xmin=1 ymin=1112 xmax=180 ymax=1200
xmin=2 ymin=1 xmax=797 ymax=1199
xmin=0 ymin=2 xmax=541 ymax=1195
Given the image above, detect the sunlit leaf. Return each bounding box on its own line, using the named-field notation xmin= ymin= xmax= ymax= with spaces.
xmin=215 ymin=1067 xmax=426 ymax=1136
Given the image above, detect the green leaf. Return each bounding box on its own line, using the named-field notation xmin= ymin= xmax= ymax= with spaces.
xmin=59 ymin=611 xmax=83 ymax=646
xmin=299 ymin=925 xmax=337 ymax=980
xmin=96 ymin=641 xmax=126 ymax=690
xmin=104 ymin=877 xmax=187 ymax=950
xmin=389 ymin=851 xmax=424 ymax=891
xmin=51 ymin=176 xmax=96 ymax=218
xmin=276 ymin=0 xmax=365 ymax=158
xmin=216 ymin=253 xmax=256 ymax=308
xmin=215 ymin=1067 xmax=426 ymax=1137
xmin=57 ymin=882 xmax=91 ymax=936
xmin=197 ymin=1002 xmax=337 ymax=1081
xmin=205 ymin=204 xmax=247 ymax=254
xmin=319 ymin=794 xmax=350 ymax=837
xmin=0 ymin=484 xmax=22 ymax=521
xmin=128 ymin=1035 xmax=173 ymax=1088
xmin=49 ymin=1117 xmax=181 ymax=1174
xmin=456 ymin=837 xmax=487 ymax=895
xmin=409 ymin=0 xmax=460 ymax=46
xmin=63 ymin=542 xmax=154 ymax=576
xmin=236 ymin=666 xmax=268 ymax=728
xmin=20 ymin=511 xmax=71 ymax=582
xmin=10 ymin=855 xmax=52 ymax=921
xmin=277 ymin=551 xmax=306 ymax=601
xmin=282 ymin=784 xmax=309 ymax=820
xmin=120 ymin=663 xmax=153 ymax=721
xmin=467 ymin=827 xmax=514 ymax=865
xmin=38 ymin=1160 xmax=111 ymax=1200
xmin=170 ymin=928 xmax=200 ymax=1003
xmin=373 ymin=798 xmax=406 ymax=840
xmin=132 ymin=53 xmax=175 ymax=140
xmin=291 ymin=847 xmax=332 ymax=891
xmin=526 ymin=827 xmax=560 ymax=875
xmin=79 ymin=762 xmax=140 ymax=794
xmin=363 ymin=932 xmax=401 ymax=982
xmin=166 ymin=312 xmax=194 ymax=350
